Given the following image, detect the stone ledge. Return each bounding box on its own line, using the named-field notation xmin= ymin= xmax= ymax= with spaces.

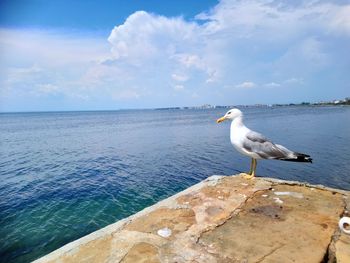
xmin=33 ymin=175 xmax=350 ymax=263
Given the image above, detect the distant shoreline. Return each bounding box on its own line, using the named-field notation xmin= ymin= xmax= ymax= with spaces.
xmin=154 ymin=103 xmax=350 ymax=111
xmin=0 ymin=101 xmax=349 ymax=114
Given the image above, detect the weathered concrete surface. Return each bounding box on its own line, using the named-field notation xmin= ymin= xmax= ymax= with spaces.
xmin=33 ymin=175 xmax=350 ymax=263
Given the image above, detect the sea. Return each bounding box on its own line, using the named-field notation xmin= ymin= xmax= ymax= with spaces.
xmin=0 ymin=106 xmax=349 ymax=263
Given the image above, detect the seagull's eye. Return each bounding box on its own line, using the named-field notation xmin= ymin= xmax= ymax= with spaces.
xmin=227 ymin=112 xmax=231 ymax=115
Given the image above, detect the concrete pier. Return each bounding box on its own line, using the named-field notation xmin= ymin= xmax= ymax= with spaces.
xmin=34 ymin=175 xmax=350 ymax=263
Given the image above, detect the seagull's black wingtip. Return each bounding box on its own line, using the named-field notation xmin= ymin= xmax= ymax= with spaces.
xmin=279 ymin=153 xmax=313 ymax=163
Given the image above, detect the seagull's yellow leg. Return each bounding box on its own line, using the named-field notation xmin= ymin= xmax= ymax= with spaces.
xmin=251 ymin=159 xmax=257 ymax=177
xmin=243 ymin=158 xmax=257 ymax=179
xmin=248 ymin=158 xmax=253 ymax=175
xmin=243 ymin=158 xmax=255 ymax=179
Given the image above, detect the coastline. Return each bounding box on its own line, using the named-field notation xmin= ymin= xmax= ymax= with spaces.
xmin=1 ymin=103 xmax=349 ymax=115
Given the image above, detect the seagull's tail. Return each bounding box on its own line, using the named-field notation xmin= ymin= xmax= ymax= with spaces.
xmin=275 ymin=144 xmax=312 ymax=163
xmin=279 ymin=152 xmax=313 ymax=163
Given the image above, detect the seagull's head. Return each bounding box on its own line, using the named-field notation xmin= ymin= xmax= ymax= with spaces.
xmin=216 ymin=108 xmax=242 ymax=123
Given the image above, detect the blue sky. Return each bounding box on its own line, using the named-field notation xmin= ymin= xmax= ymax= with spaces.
xmin=0 ymin=0 xmax=349 ymax=112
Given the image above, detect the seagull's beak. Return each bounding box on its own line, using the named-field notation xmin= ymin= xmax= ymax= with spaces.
xmin=216 ymin=116 xmax=226 ymax=123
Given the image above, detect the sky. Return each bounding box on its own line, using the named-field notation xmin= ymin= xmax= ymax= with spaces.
xmin=0 ymin=0 xmax=349 ymax=112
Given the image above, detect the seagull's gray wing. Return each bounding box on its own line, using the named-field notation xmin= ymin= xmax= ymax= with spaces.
xmin=242 ymin=131 xmax=291 ymax=159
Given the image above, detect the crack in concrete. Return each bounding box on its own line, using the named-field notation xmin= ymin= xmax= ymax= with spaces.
xmin=255 ymin=243 xmax=285 ymax=263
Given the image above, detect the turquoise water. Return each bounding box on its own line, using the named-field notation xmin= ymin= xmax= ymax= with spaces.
xmin=0 ymin=106 xmax=349 ymax=262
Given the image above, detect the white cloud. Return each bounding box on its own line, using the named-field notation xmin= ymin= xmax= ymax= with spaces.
xmin=264 ymin=82 xmax=281 ymax=88
xmin=171 ymin=73 xmax=188 ymax=82
xmin=107 ymin=11 xmax=221 ymax=85
xmin=174 ymin=54 xmax=203 ymax=69
xmin=108 ymin=11 xmax=200 ymax=63
xmin=328 ymin=5 xmax=350 ymax=35
xmin=197 ymin=0 xmax=350 ymax=38
xmin=235 ymin=81 xmax=256 ymax=89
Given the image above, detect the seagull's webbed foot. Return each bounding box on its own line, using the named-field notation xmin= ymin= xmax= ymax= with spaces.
xmin=243 ymin=173 xmax=254 ymax=180
xmin=239 ymin=158 xmax=257 ymax=179
xmin=239 ymin=173 xmax=255 ymax=179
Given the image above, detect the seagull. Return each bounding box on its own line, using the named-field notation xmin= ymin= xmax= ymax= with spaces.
xmin=216 ymin=108 xmax=312 ymax=179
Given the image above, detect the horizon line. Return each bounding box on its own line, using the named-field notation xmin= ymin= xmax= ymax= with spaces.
xmin=1 ymin=101 xmax=347 ymax=114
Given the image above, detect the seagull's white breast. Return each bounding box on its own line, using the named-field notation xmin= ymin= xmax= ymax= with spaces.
xmin=230 ymin=118 xmax=261 ymax=159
